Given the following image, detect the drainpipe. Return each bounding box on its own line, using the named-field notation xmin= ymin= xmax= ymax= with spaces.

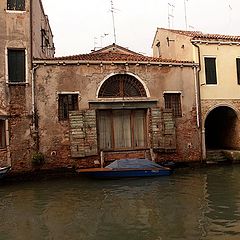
xmin=191 ymin=41 xmax=205 ymax=161
xmin=31 ymin=64 xmax=39 ymax=151
xmin=30 ymin=0 xmax=33 ymax=69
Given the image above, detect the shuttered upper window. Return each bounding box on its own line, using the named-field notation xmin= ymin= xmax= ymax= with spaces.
xmin=204 ymin=57 xmax=217 ymax=84
xmin=8 ymin=49 xmax=26 ymax=83
xmin=236 ymin=58 xmax=240 ymax=85
xmin=7 ymin=0 xmax=25 ymax=11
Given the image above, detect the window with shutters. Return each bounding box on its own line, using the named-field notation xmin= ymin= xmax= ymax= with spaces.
xmin=58 ymin=94 xmax=79 ymax=121
xmin=0 ymin=120 xmax=6 ymax=149
xmin=8 ymin=49 xmax=26 ymax=83
xmin=7 ymin=0 xmax=25 ymax=11
xmin=204 ymin=57 xmax=217 ymax=84
xmin=98 ymin=109 xmax=147 ymax=150
xmin=164 ymin=93 xmax=182 ymax=117
xmin=236 ymin=58 xmax=240 ymax=85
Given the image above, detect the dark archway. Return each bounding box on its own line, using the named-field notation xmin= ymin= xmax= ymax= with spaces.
xmin=205 ymin=106 xmax=238 ymax=150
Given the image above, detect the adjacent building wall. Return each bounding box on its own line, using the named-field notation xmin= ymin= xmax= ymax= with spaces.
xmin=0 ymin=0 xmax=54 ymax=170
xmin=152 ymin=28 xmax=194 ymax=61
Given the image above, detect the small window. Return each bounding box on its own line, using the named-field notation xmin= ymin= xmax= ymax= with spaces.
xmin=204 ymin=57 xmax=217 ymax=84
xmin=0 ymin=120 xmax=6 ymax=148
xmin=58 ymin=94 xmax=79 ymax=120
xmin=7 ymin=0 xmax=25 ymax=11
xmin=8 ymin=49 xmax=26 ymax=83
xmin=164 ymin=93 xmax=182 ymax=117
xmin=236 ymin=58 xmax=240 ymax=85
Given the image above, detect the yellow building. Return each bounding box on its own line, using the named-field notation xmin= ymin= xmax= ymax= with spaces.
xmin=153 ymin=28 xmax=240 ymax=159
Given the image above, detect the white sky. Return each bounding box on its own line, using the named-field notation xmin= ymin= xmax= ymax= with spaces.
xmin=41 ymin=0 xmax=240 ymax=57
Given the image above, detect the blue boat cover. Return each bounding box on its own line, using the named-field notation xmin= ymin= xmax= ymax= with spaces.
xmin=105 ymin=158 xmax=163 ymax=169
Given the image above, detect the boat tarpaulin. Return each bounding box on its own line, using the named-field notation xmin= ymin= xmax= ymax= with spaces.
xmin=105 ymin=159 xmax=163 ymax=169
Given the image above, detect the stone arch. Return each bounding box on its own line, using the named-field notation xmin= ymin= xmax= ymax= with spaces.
xmin=96 ymin=73 xmax=150 ymax=98
xmin=204 ymin=105 xmax=239 ymax=150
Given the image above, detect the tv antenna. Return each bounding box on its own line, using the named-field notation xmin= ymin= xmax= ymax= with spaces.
xmin=184 ymin=0 xmax=188 ymax=30
xmin=168 ymin=1 xmax=175 ymax=28
xmin=110 ymin=0 xmax=117 ymax=43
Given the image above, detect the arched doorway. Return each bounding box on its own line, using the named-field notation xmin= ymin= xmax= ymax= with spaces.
xmin=97 ymin=74 xmax=148 ymax=150
xmin=205 ymin=106 xmax=238 ymax=150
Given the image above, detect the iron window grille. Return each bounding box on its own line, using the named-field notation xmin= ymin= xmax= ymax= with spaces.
xmin=164 ymin=93 xmax=182 ymax=117
xmin=58 ymin=94 xmax=79 ymax=121
xmin=7 ymin=0 xmax=25 ymax=11
xmin=98 ymin=74 xmax=147 ymax=98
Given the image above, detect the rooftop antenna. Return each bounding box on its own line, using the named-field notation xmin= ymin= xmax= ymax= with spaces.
xmin=168 ymin=1 xmax=175 ymax=28
xmin=184 ymin=0 xmax=188 ymax=30
xmin=100 ymin=33 xmax=109 ymax=47
xmin=110 ymin=0 xmax=117 ymax=43
xmin=93 ymin=37 xmax=98 ymax=51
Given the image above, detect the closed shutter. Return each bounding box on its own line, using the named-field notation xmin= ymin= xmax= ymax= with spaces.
xmin=69 ymin=110 xmax=98 ymax=157
xmin=163 ymin=109 xmax=176 ymax=151
xmin=205 ymin=57 xmax=217 ymax=84
xmin=8 ymin=49 xmax=25 ymax=82
xmin=151 ymin=108 xmax=164 ymax=150
xmin=151 ymin=108 xmax=176 ymax=152
xmin=236 ymin=58 xmax=240 ymax=85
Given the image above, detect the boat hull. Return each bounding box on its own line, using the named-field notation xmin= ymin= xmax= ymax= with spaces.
xmin=78 ymin=168 xmax=172 ymax=179
xmin=0 ymin=166 xmax=11 ymax=179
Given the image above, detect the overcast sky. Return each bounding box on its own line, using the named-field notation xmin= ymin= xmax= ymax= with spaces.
xmin=41 ymin=0 xmax=240 ymax=57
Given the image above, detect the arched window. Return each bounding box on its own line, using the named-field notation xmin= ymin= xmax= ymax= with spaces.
xmin=97 ymin=74 xmax=148 ymax=150
xmin=98 ymin=74 xmax=147 ymax=98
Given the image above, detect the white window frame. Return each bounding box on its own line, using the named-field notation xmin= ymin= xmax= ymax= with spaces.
xmin=203 ymin=55 xmax=218 ymax=86
xmin=163 ymin=91 xmax=183 ymax=117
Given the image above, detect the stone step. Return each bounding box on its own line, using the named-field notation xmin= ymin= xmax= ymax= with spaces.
xmin=206 ymin=150 xmax=229 ymax=163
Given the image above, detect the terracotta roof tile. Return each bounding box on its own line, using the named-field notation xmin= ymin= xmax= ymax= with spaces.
xmin=35 ymin=51 xmax=193 ymax=64
xmin=160 ymin=28 xmax=240 ymax=42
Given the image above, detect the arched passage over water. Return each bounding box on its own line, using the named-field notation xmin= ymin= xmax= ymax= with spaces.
xmin=205 ymin=106 xmax=238 ymax=150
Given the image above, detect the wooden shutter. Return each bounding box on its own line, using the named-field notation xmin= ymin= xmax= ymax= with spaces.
xmin=151 ymin=108 xmax=176 ymax=152
xmin=151 ymin=108 xmax=164 ymax=150
xmin=236 ymin=58 xmax=240 ymax=85
xmin=163 ymin=109 xmax=176 ymax=151
xmin=205 ymin=57 xmax=217 ymax=84
xmin=69 ymin=110 xmax=98 ymax=158
xmin=8 ymin=49 xmax=25 ymax=82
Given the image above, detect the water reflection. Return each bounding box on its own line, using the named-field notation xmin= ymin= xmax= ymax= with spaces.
xmin=0 ymin=166 xmax=240 ymax=240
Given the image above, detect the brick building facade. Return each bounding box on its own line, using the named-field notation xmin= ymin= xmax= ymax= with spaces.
xmin=0 ymin=0 xmax=54 ymax=170
xmin=1 ymin=2 xmax=205 ymax=173
xmin=153 ymin=28 xmax=240 ymax=159
xmin=33 ymin=45 xmax=201 ymax=170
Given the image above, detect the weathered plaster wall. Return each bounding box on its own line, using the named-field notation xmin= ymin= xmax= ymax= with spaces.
xmin=32 ymin=0 xmax=54 ymax=58
xmin=0 ymin=0 xmax=34 ymax=169
xmin=199 ymin=44 xmax=240 ymax=100
xmin=34 ymin=63 xmax=201 ymax=169
xmin=152 ymin=29 xmax=194 ymax=61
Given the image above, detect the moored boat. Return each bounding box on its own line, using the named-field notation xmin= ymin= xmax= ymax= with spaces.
xmin=0 ymin=166 xmax=11 ymax=179
xmin=77 ymin=158 xmax=172 ymax=179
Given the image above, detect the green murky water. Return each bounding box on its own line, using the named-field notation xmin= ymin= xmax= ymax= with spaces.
xmin=0 ymin=165 xmax=240 ymax=240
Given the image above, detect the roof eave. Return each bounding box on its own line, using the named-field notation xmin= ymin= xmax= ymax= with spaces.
xmin=33 ymin=59 xmax=198 ymax=67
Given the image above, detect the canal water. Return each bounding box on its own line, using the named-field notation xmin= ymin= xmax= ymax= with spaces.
xmin=0 ymin=165 xmax=240 ymax=240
